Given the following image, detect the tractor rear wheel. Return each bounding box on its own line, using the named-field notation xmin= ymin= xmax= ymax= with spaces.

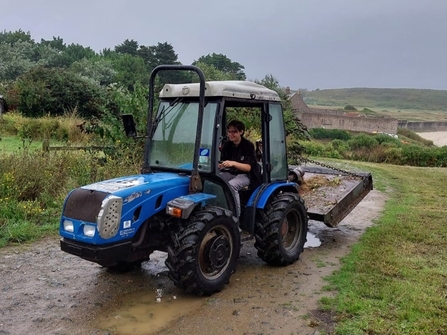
xmin=255 ymin=192 xmax=308 ymax=265
xmin=166 ymin=206 xmax=240 ymax=295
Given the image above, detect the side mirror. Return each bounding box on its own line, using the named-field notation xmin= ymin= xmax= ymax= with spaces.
xmin=122 ymin=114 xmax=137 ymax=137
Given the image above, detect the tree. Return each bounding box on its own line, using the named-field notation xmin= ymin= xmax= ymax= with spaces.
xmin=64 ymin=43 xmax=96 ymax=63
xmin=110 ymin=54 xmax=149 ymax=90
xmin=115 ymin=39 xmax=139 ymax=56
xmin=256 ymin=74 xmax=280 ymax=91
xmin=194 ymin=53 xmax=246 ymax=80
xmin=38 ymin=43 xmax=97 ymax=68
xmin=256 ymin=74 xmax=309 ymax=141
xmin=31 ymin=44 xmax=62 ymax=66
xmin=192 ymin=62 xmax=235 ymax=81
xmin=100 ymin=48 xmax=115 ymax=57
xmin=138 ymin=42 xmax=187 ymax=83
xmin=12 ymin=66 xmax=108 ymax=118
xmin=0 ymin=29 xmax=34 ymax=45
xmin=0 ymin=41 xmax=36 ymax=81
xmin=70 ymin=58 xmax=117 ymax=86
xmin=39 ymin=36 xmax=66 ymax=51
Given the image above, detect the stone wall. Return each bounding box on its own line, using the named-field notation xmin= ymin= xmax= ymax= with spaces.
xmin=290 ymin=92 xmax=398 ymax=134
xmin=296 ymin=109 xmax=398 ymax=134
xmin=398 ymin=120 xmax=447 ymax=132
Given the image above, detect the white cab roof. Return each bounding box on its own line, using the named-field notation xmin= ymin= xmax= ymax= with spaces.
xmin=159 ymin=81 xmax=281 ymax=102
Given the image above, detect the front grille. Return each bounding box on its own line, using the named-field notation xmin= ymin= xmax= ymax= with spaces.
xmin=63 ymin=188 xmax=109 ymax=222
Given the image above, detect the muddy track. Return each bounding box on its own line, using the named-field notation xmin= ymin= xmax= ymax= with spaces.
xmin=0 ymin=190 xmax=386 ymax=335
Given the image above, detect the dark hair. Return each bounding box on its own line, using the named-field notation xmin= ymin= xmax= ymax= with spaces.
xmin=227 ymin=120 xmax=245 ymax=135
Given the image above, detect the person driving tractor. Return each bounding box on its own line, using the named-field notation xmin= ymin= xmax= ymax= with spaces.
xmin=219 ymin=120 xmax=261 ymax=217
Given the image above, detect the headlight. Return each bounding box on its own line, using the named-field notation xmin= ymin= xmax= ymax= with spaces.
xmin=83 ymin=225 xmax=96 ymax=237
xmin=97 ymin=195 xmax=122 ymax=239
xmin=63 ymin=220 xmax=74 ymax=233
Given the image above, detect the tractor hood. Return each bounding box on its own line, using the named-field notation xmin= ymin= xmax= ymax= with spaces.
xmin=80 ymin=173 xmax=190 ymax=200
xmin=62 ymin=172 xmax=191 ymax=229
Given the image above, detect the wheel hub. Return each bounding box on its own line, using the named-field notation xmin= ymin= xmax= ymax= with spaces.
xmin=281 ymin=218 xmax=290 ymax=236
xmin=207 ymin=235 xmax=231 ymax=270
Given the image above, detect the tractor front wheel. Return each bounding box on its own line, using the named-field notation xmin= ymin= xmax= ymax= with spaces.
xmin=166 ymin=206 xmax=240 ymax=295
xmin=255 ymin=192 xmax=308 ymax=265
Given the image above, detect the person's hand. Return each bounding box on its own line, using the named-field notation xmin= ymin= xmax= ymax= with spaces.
xmin=219 ymin=160 xmax=233 ymax=170
xmin=221 ymin=160 xmax=233 ymax=168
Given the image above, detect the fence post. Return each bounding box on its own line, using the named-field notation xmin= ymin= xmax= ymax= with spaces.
xmin=42 ymin=139 xmax=49 ymax=152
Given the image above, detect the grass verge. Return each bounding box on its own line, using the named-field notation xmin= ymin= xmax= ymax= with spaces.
xmin=0 ymin=136 xmax=44 ymax=153
xmin=320 ymin=162 xmax=447 ymax=334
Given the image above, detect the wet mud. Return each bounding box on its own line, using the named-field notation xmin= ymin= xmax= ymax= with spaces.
xmin=0 ymin=189 xmax=386 ymax=335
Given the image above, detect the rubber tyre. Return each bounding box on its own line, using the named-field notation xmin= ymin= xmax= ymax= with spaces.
xmin=166 ymin=206 xmax=240 ymax=296
xmin=254 ymin=192 xmax=308 ymax=266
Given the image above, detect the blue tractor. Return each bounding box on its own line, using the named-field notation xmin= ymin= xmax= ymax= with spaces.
xmin=59 ymin=65 xmax=371 ymax=295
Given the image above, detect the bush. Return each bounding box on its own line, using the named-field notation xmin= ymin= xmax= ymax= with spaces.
xmin=301 ymin=141 xmax=342 ymax=158
xmin=10 ymin=66 xmax=110 ymax=118
xmin=301 ymin=141 xmax=327 ymax=156
xmin=330 ymin=139 xmax=350 ymax=154
xmin=434 ymin=147 xmax=447 ymax=167
xmin=348 ymin=133 xmax=379 ymax=150
xmin=0 ymin=112 xmax=91 ymax=143
xmin=374 ymin=133 xmax=400 ymax=145
xmin=309 ymin=128 xmax=351 ymax=141
xmin=344 ymin=104 xmax=357 ymax=111
xmin=286 ymin=137 xmax=305 ymax=163
xmin=401 ymin=145 xmax=438 ymax=167
xmin=299 ymin=130 xmax=446 ymax=167
xmin=383 ymin=147 xmax=403 ymax=165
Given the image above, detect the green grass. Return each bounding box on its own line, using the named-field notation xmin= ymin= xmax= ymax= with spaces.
xmin=0 ymin=136 xmax=45 ymax=153
xmin=0 ymin=136 xmax=71 ymax=154
xmin=320 ymin=162 xmax=447 ymax=334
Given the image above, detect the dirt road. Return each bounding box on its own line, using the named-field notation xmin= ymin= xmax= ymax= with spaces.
xmin=0 ymin=189 xmax=386 ymax=335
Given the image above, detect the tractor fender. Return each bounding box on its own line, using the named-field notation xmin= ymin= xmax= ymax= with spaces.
xmin=166 ymin=193 xmax=217 ymax=219
xmin=247 ymin=182 xmax=299 ymax=209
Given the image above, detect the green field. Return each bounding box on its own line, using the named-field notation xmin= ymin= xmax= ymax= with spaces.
xmin=302 ymin=88 xmax=447 ymax=121
xmin=0 ymin=136 xmax=63 ymax=154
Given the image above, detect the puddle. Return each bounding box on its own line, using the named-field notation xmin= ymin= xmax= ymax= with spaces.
xmin=304 ymin=232 xmax=321 ymax=248
xmin=95 ymin=251 xmax=204 ymax=334
xmin=96 ymin=236 xmax=321 ymax=334
xmin=96 ymin=291 xmax=204 ymax=335
xmin=141 ymin=251 xmax=168 ymax=274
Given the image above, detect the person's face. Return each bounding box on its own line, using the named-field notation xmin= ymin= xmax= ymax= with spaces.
xmin=227 ymin=126 xmax=242 ymax=143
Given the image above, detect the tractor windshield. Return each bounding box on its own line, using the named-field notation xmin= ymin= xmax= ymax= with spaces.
xmin=149 ymin=100 xmax=218 ymax=172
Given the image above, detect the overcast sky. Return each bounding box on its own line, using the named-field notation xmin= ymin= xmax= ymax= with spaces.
xmin=2 ymin=0 xmax=447 ymax=90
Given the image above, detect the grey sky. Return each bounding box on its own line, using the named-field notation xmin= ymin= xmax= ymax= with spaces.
xmin=2 ymin=0 xmax=447 ymax=90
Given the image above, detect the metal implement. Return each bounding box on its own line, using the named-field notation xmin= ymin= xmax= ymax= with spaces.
xmin=292 ymin=157 xmax=373 ymax=227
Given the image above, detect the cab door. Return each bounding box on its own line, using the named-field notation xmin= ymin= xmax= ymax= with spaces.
xmin=267 ymin=102 xmax=288 ymax=181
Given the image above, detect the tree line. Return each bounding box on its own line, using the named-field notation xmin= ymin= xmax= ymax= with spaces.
xmin=0 ymin=29 xmax=251 ymax=118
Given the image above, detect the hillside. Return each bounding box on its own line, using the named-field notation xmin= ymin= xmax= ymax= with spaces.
xmin=302 ymin=88 xmax=447 ymax=112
